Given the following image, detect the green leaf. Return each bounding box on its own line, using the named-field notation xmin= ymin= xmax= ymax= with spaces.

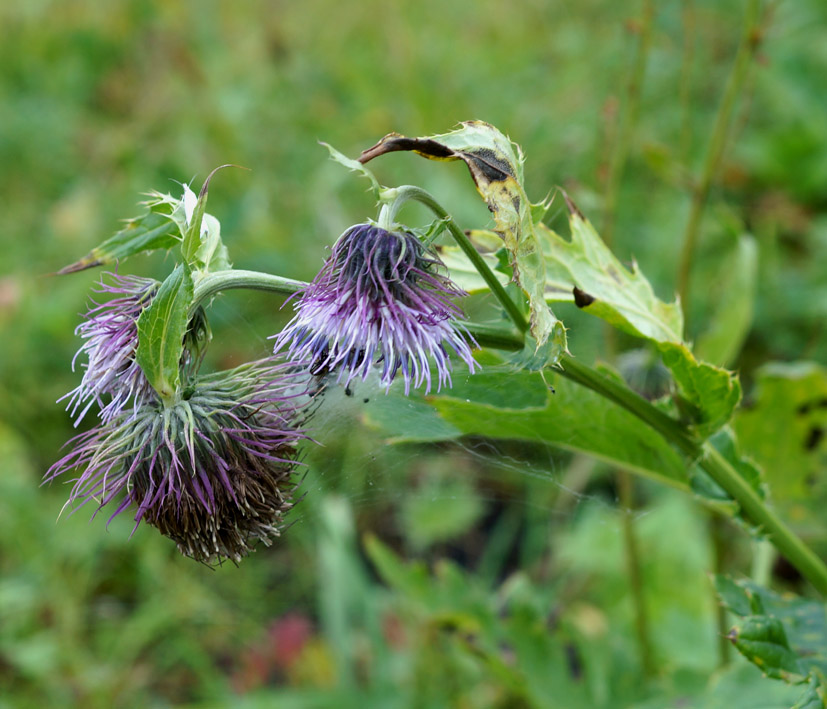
xmin=359 ymin=121 xmax=566 ymax=360
xmin=363 ymin=534 xmax=431 ymax=598
xmin=727 ymin=615 xmax=805 ymax=682
xmin=734 ymin=362 xmax=827 ymax=531
xmin=181 ymin=165 xmax=237 ymax=270
xmin=537 ymin=209 xmax=684 ymax=344
xmin=57 ymin=211 xmax=179 ymax=274
xmin=715 ymin=576 xmax=827 ymax=689
xmin=135 ymin=264 xmax=194 ymax=402
xmin=322 ymin=141 xmax=381 ymax=197
xmin=441 ymin=367 xmax=688 ymax=488
xmin=792 ymin=674 xmax=827 ymax=709
xmin=659 ymin=342 xmax=742 ymax=438
xmin=695 ymin=234 xmax=757 ymax=366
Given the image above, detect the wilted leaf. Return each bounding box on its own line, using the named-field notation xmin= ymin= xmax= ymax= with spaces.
xmin=57 ymin=211 xmax=179 ymax=274
xmin=359 ymin=121 xmax=566 ymax=361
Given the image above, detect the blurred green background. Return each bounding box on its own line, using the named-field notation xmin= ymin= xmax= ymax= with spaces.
xmin=2 ymin=0 xmax=826 ymax=706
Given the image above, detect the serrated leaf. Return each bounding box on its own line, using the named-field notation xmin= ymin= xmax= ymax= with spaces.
xmin=135 ymin=264 xmax=194 ymax=401
xmin=322 ymin=142 xmax=381 ymax=197
xmin=537 ymin=211 xmax=684 ymax=343
xmin=695 ymin=234 xmax=757 ymax=366
xmin=716 ymin=576 xmax=827 ymax=691
xmin=727 ymin=615 xmax=805 ymax=682
xmin=359 ymin=121 xmax=566 ymax=360
xmin=658 ymin=342 xmax=741 ymax=438
xmin=57 ymin=211 xmax=179 ymax=274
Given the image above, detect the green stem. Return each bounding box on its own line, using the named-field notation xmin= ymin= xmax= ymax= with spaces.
xmin=602 ymin=0 xmax=655 ymax=249
xmin=679 ymin=0 xmax=696 ymax=162
xmin=468 ymin=324 xmax=827 ymax=595
xmin=676 ymin=0 xmax=762 ymax=314
xmin=381 ymin=185 xmax=529 ymax=334
xmin=192 ymin=269 xmax=305 ymax=313
xmin=619 ymin=469 xmax=656 ymax=676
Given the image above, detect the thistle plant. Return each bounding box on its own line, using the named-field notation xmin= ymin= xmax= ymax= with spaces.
xmin=45 ymin=121 xmax=827 ymax=701
xmin=275 ymin=223 xmax=477 ymax=394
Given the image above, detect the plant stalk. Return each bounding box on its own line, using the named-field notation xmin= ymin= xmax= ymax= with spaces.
xmin=619 ymin=469 xmax=656 ymax=676
xmin=676 ymin=0 xmax=762 ymax=314
xmin=381 ymin=185 xmax=529 ymax=334
xmin=602 ymin=0 xmax=655 ymax=250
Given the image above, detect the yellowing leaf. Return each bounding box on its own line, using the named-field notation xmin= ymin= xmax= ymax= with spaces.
xmin=359 ymin=121 xmax=566 ymax=362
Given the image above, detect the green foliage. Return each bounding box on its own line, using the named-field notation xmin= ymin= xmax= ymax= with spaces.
xmin=135 ymin=263 xmax=193 ymax=401
xmin=4 ymin=0 xmax=827 ymax=705
xmin=735 ymin=362 xmax=827 ymax=538
xmin=57 ymin=210 xmax=180 ymax=275
xmin=715 ymin=575 xmax=827 ymax=704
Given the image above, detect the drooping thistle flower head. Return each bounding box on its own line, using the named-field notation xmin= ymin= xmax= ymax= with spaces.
xmin=47 ymin=359 xmax=307 ymax=564
xmin=274 ymin=223 xmax=478 ymax=394
xmin=61 ymin=273 xmax=159 ymax=425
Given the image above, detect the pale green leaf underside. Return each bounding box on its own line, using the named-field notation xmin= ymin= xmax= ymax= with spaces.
xmin=364 ymin=367 xmax=688 ymax=489
xmin=538 ymin=215 xmax=684 ymax=344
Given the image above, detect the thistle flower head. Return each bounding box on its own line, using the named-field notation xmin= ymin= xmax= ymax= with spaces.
xmin=47 ymin=359 xmax=307 ymax=564
xmin=274 ymin=224 xmax=478 ymax=394
xmin=61 ymin=273 xmax=159 ymax=425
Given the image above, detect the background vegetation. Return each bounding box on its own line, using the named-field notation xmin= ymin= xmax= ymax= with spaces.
xmin=1 ymin=0 xmax=826 ymax=706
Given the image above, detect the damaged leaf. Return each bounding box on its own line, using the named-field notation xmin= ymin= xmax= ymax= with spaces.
xmin=359 ymin=121 xmax=566 ymax=363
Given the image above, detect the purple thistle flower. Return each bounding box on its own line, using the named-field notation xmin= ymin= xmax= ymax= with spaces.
xmin=46 ymin=359 xmax=307 ymax=564
xmin=274 ymin=224 xmax=478 ymax=394
xmin=61 ymin=273 xmax=159 ymax=425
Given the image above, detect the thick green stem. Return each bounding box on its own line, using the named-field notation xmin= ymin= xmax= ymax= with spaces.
xmin=381 ymin=185 xmax=529 ymax=334
xmin=676 ymin=0 xmax=762 ymax=314
xmin=557 ymin=354 xmax=827 ymax=596
xmin=466 ymin=325 xmax=827 ymax=594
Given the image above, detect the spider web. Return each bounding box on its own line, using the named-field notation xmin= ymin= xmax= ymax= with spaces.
xmin=205 ymin=294 xmax=643 ymax=569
